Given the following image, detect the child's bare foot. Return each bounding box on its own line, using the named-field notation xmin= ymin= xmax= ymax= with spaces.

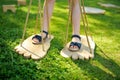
xmin=69 ymin=35 xmax=81 ymax=51
xmin=32 ymin=30 xmax=48 ymax=44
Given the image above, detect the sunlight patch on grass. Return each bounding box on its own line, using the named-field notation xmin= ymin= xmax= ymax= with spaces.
xmin=52 ymin=16 xmax=67 ymax=22
xmin=20 ymin=6 xmax=38 ymax=14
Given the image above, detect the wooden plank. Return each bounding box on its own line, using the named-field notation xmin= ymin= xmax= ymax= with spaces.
xmin=18 ymin=0 xmax=26 ymax=6
xmin=98 ymin=2 xmax=120 ymax=8
xmin=2 ymin=5 xmax=16 ymax=13
xmin=84 ymin=7 xmax=105 ymax=14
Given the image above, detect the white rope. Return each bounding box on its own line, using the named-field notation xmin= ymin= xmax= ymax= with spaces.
xmin=65 ymin=0 xmax=72 ymax=45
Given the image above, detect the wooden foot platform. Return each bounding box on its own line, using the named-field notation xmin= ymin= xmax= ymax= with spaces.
xmin=17 ymin=0 xmax=26 ymax=6
xmin=15 ymin=35 xmax=54 ymax=60
xmin=60 ymin=35 xmax=95 ymax=60
xmin=2 ymin=5 xmax=16 ymax=13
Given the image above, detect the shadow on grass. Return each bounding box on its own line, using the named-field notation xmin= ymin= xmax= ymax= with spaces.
xmin=73 ymin=45 xmax=120 ymax=80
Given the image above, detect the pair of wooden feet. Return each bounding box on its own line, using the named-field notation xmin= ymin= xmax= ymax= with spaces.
xmin=15 ymin=35 xmax=95 ymax=60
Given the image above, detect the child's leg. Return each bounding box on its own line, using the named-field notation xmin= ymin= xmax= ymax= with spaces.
xmin=69 ymin=0 xmax=81 ymax=50
xmin=32 ymin=0 xmax=55 ymax=44
xmin=71 ymin=0 xmax=80 ymax=36
xmin=43 ymin=0 xmax=55 ymax=32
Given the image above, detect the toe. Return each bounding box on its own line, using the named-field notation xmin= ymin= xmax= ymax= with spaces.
xmin=70 ymin=46 xmax=74 ymax=48
xmin=23 ymin=52 xmax=31 ymax=58
xmin=32 ymin=38 xmax=39 ymax=43
xmin=72 ymin=54 xmax=79 ymax=60
xmin=19 ymin=50 xmax=25 ymax=55
xmin=31 ymin=54 xmax=41 ymax=60
xmin=74 ymin=46 xmax=79 ymax=50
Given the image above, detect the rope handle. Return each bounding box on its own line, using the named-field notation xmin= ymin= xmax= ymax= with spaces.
xmin=20 ymin=0 xmax=33 ymax=45
xmin=80 ymin=0 xmax=92 ymax=54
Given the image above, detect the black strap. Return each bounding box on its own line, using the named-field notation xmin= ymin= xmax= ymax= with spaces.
xmin=69 ymin=42 xmax=81 ymax=49
xmin=32 ymin=30 xmax=48 ymax=43
xmin=43 ymin=30 xmax=48 ymax=36
xmin=32 ymin=35 xmax=42 ymax=42
xmin=72 ymin=35 xmax=81 ymax=40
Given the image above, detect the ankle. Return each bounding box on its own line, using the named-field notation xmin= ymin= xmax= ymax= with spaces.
xmin=72 ymin=37 xmax=80 ymax=42
xmin=41 ymin=30 xmax=48 ymax=38
xmin=71 ymin=35 xmax=81 ymax=42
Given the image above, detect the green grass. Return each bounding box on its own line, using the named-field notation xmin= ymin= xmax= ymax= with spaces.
xmin=0 ymin=0 xmax=120 ymax=80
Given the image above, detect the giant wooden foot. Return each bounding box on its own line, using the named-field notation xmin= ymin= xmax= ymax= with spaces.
xmin=60 ymin=35 xmax=95 ymax=60
xmin=15 ymin=35 xmax=54 ymax=60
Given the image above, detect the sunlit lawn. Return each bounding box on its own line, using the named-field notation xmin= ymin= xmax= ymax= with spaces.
xmin=0 ymin=0 xmax=120 ymax=80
